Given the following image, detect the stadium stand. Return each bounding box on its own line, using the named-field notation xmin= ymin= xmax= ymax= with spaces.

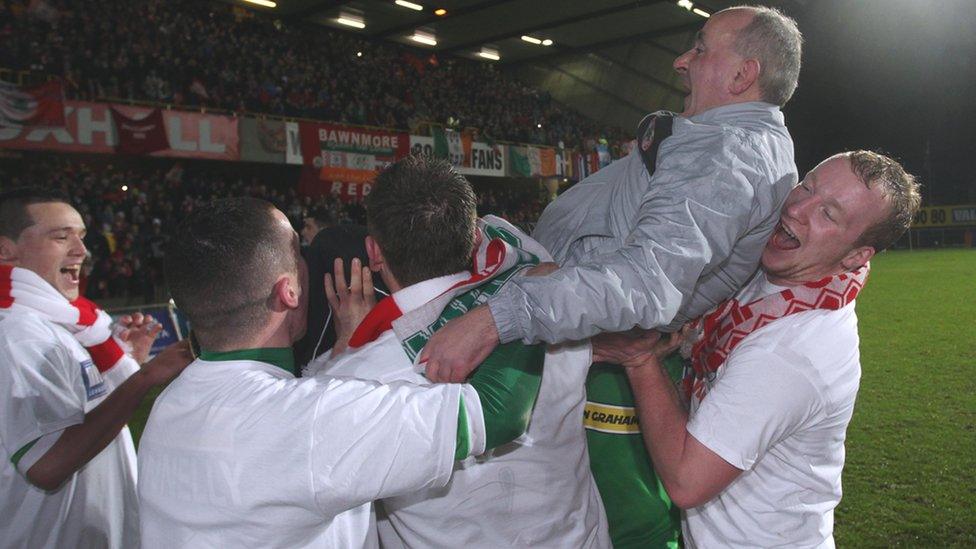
xmin=0 ymin=0 xmax=633 ymax=303
xmin=0 ymin=0 xmax=629 ymax=151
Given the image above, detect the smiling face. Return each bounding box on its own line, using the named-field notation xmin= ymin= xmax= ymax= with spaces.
xmin=672 ymin=8 xmax=755 ymax=116
xmin=3 ymin=202 xmax=88 ymax=300
xmin=762 ymin=155 xmax=889 ymax=286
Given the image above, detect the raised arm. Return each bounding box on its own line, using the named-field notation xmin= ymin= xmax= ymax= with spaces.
xmin=423 ymin=162 xmax=758 ymax=382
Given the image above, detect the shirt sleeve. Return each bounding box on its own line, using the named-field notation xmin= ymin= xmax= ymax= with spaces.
xmin=686 ymin=343 xmax=824 ymax=471
xmin=309 ymin=377 xmax=464 ymax=517
xmin=0 ymin=334 xmax=86 ymax=471
xmin=489 ymin=152 xmax=758 ymax=344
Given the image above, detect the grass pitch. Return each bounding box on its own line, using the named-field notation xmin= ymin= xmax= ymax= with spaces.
xmin=835 ymin=249 xmax=975 ymax=547
xmin=128 ymin=249 xmax=975 ymax=546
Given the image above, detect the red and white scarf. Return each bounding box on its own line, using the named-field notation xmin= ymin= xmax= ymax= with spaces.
xmin=0 ymin=264 xmax=135 ymax=374
xmin=684 ymin=265 xmax=870 ymax=401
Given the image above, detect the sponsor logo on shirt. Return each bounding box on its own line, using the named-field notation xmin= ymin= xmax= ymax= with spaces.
xmin=583 ymin=402 xmax=640 ymax=434
xmin=80 ymin=359 xmax=107 ymax=400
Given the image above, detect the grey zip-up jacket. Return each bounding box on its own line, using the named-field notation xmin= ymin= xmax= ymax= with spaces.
xmin=488 ymin=102 xmax=797 ymax=344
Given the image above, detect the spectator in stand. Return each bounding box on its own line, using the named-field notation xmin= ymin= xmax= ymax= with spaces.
xmin=300 ymin=206 xmax=334 ymax=247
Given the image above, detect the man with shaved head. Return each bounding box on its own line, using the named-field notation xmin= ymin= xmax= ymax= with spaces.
xmin=421 ymin=5 xmax=804 ymax=547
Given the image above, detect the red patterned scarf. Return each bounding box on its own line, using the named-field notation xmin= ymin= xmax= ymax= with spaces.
xmin=684 ymin=265 xmax=869 ymax=401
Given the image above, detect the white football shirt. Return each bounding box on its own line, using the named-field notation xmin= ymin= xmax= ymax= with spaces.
xmin=685 ymin=273 xmax=862 ymax=548
xmin=138 ymin=356 xmax=475 ymax=548
xmin=0 ymin=309 xmax=139 ymax=549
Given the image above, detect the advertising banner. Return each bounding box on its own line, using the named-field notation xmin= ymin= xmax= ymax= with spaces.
xmin=299 ymin=122 xmax=408 ymax=183
xmin=410 ymin=135 xmax=505 ymax=177
xmin=912 ymin=205 xmax=976 ymax=228
xmin=0 ymin=101 xmax=239 ymax=160
xmin=466 ymin=141 xmax=505 ymax=177
xmin=296 ymin=166 xmax=374 ymax=203
xmin=239 ymin=117 xmax=285 ymax=164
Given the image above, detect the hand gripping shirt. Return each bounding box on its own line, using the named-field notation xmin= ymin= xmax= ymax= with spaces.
xmin=0 ymin=309 xmax=140 ymax=549
xmin=319 ymin=271 xmax=610 ymax=548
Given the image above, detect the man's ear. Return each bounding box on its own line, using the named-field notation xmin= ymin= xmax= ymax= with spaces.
xmin=365 ymin=235 xmax=385 ymax=273
xmin=271 ymin=275 xmax=300 ymax=311
xmin=0 ymin=236 xmax=18 ymax=263
xmin=730 ymin=58 xmax=761 ymax=96
xmin=841 ymin=245 xmax=876 ymax=271
xmin=472 ymin=224 xmax=483 ymax=252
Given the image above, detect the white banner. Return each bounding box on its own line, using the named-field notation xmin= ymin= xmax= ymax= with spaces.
xmin=285 ymin=121 xmax=303 ymax=165
xmin=408 ymin=135 xmax=505 ymax=177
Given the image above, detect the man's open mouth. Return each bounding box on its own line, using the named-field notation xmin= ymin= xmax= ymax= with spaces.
xmin=60 ymin=266 xmax=81 ymax=283
xmin=770 ymin=222 xmax=801 ymax=251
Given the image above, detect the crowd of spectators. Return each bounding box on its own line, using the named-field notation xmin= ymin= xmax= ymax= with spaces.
xmin=1 ymin=0 xmax=630 ymax=150
xmin=0 ymin=155 xmax=549 ymax=303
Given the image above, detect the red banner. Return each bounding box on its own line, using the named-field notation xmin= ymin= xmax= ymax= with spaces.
xmin=297 ymin=166 xmax=373 ymax=203
xmin=298 ymin=122 xmax=408 ymax=184
xmin=0 ymin=101 xmax=239 ymax=160
xmin=0 ymin=80 xmax=65 ymax=127
xmin=111 ymin=108 xmax=169 ymax=154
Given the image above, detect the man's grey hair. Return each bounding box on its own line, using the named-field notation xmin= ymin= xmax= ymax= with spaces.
xmin=731 ymin=5 xmax=803 ymax=107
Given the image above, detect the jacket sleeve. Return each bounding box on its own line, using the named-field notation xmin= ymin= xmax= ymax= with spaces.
xmin=488 ymin=154 xmax=760 ymax=345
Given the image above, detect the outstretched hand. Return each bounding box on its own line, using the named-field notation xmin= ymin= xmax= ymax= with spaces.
xmin=591 ymin=327 xmax=686 ymax=370
xmin=420 ymin=306 xmax=499 ymax=383
xmin=116 ymin=312 xmax=163 ymax=365
xmin=325 ymin=257 xmax=376 ymax=355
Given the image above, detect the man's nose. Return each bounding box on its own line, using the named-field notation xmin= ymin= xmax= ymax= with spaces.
xmin=70 ymin=235 xmax=88 ymax=257
xmin=673 ymin=51 xmax=691 ymax=72
xmin=785 ymin=196 xmax=814 ymax=220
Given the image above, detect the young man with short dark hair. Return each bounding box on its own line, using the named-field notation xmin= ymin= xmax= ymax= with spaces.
xmin=0 ymin=187 xmax=190 ymax=548
xmin=313 ymin=156 xmax=610 ymax=547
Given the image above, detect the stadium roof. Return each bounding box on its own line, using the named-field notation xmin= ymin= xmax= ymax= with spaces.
xmin=234 ymin=0 xmax=797 ymax=132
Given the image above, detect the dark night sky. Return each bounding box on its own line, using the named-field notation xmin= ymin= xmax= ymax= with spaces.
xmin=777 ymin=0 xmax=976 ymax=205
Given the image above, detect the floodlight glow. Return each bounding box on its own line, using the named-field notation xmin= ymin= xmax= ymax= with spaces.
xmin=478 ymin=46 xmax=502 ymax=61
xmin=243 ymin=0 xmax=277 ymax=7
xmin=395 ymin=0 xmax=423 ymax=11
xmin=521 ymin=35 xmax=543 ymax=45
xmin=121 ymin=185 xmax=129 ymax=191
xmin=337 ymin=16 xmax=365 ymax=29
xmin=434 ymin=8 xmax=447 ymax=16
xmin=693 ymin=7 xmax=710 ymax=17
xmin=541 ymin=39 xmax=553 ymax=46
xmin=677 ymin=0 xmax=694 ymax=10
xmin=356 ymin=51 xmax=363 ymax=57
xmin=411 ymin=31 xmax=437 ymax=46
